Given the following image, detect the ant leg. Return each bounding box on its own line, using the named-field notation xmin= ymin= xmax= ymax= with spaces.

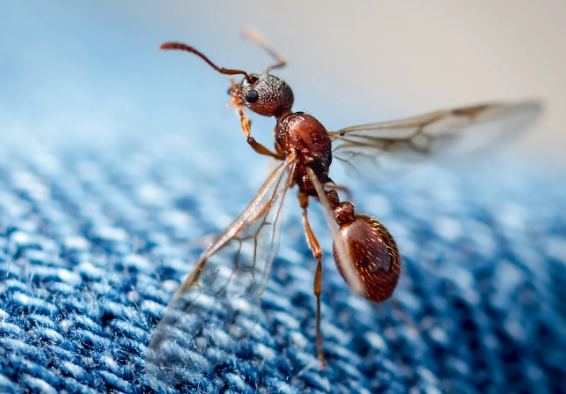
xmin=232 ymin=99 xmax=284 ymax=159
xmin=243 ymin=28 xmax=287 ymax=72
xmin=314 ymin=258 xmax=327 ymax=369
xmin=298 ymin=192 xmax=328 ymax=369
xmin=228 ymin=78 xmax=283 ymax=159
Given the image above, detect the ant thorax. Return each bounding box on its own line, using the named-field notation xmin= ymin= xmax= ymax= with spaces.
xmin=276 ymin=112 xmax=333 ymax=195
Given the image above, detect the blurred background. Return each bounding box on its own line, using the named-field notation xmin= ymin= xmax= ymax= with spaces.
xmin=1 ymin=3 xmax=565 ymax=392
xmin=0 ymin=0 xmax=564 ymax=167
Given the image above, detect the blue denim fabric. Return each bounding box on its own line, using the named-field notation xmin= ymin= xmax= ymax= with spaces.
xmin=0 ymin=132 xmax=565 ymax=394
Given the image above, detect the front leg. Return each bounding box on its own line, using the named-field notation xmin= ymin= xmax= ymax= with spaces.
xmin=232 ymin=98 xmax=284 ymax=159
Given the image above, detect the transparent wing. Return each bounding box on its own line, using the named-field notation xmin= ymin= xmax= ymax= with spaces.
xmin=305 ymin=167 xmax=365 ymax=297
xmin=330 ymin=100 xmax=542 ymax=179
xmin=146 ymin=157 xmax=297 ymax=388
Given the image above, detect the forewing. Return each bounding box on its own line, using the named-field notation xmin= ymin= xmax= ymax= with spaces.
xmin=330 ymin=101 xmax=542 ymax=178
xmin=305 ymin=167 xmax=365 ymax=297
xmin=146 ymin=157 xmax=297 ymax=387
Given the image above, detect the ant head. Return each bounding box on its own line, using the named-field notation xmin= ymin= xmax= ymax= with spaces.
xmin=160 ymin=42 xmax=294 ymax=118
xmin=236 ymin=73 xmax=294 ymax=117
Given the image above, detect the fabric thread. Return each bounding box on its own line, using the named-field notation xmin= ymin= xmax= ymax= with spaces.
xmin=0 ymin=135 xmax=565 ymax=393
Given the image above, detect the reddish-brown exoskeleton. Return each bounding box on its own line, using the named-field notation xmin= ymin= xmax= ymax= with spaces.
xmin=147 ymin=29 xmax=541 ymax=382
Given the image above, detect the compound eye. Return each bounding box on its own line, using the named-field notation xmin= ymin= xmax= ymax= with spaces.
xmin=245 ymin=89 xmax=259 ymax=103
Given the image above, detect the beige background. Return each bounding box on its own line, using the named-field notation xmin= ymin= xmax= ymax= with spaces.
xmin=133 ymin=0 xmax=565 ymax=165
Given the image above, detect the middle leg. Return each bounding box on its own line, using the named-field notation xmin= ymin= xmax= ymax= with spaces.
xmin=298 ymin=191 xmax=328 ymax=369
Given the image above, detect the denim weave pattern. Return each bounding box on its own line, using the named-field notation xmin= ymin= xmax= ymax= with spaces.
xmin=0 ymin=134 xmax=565 ymax=394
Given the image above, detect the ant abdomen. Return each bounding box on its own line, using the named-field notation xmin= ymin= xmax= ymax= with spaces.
xmin=332 ymin=210 xmax=400 ymax=302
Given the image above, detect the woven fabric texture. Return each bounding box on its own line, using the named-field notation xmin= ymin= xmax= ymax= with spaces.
xmin=0 ymin=133 xmax=565 ymax=394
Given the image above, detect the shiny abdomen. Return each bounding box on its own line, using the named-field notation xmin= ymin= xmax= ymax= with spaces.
xmin=333 ymin=216 xmax=400 ymax=302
